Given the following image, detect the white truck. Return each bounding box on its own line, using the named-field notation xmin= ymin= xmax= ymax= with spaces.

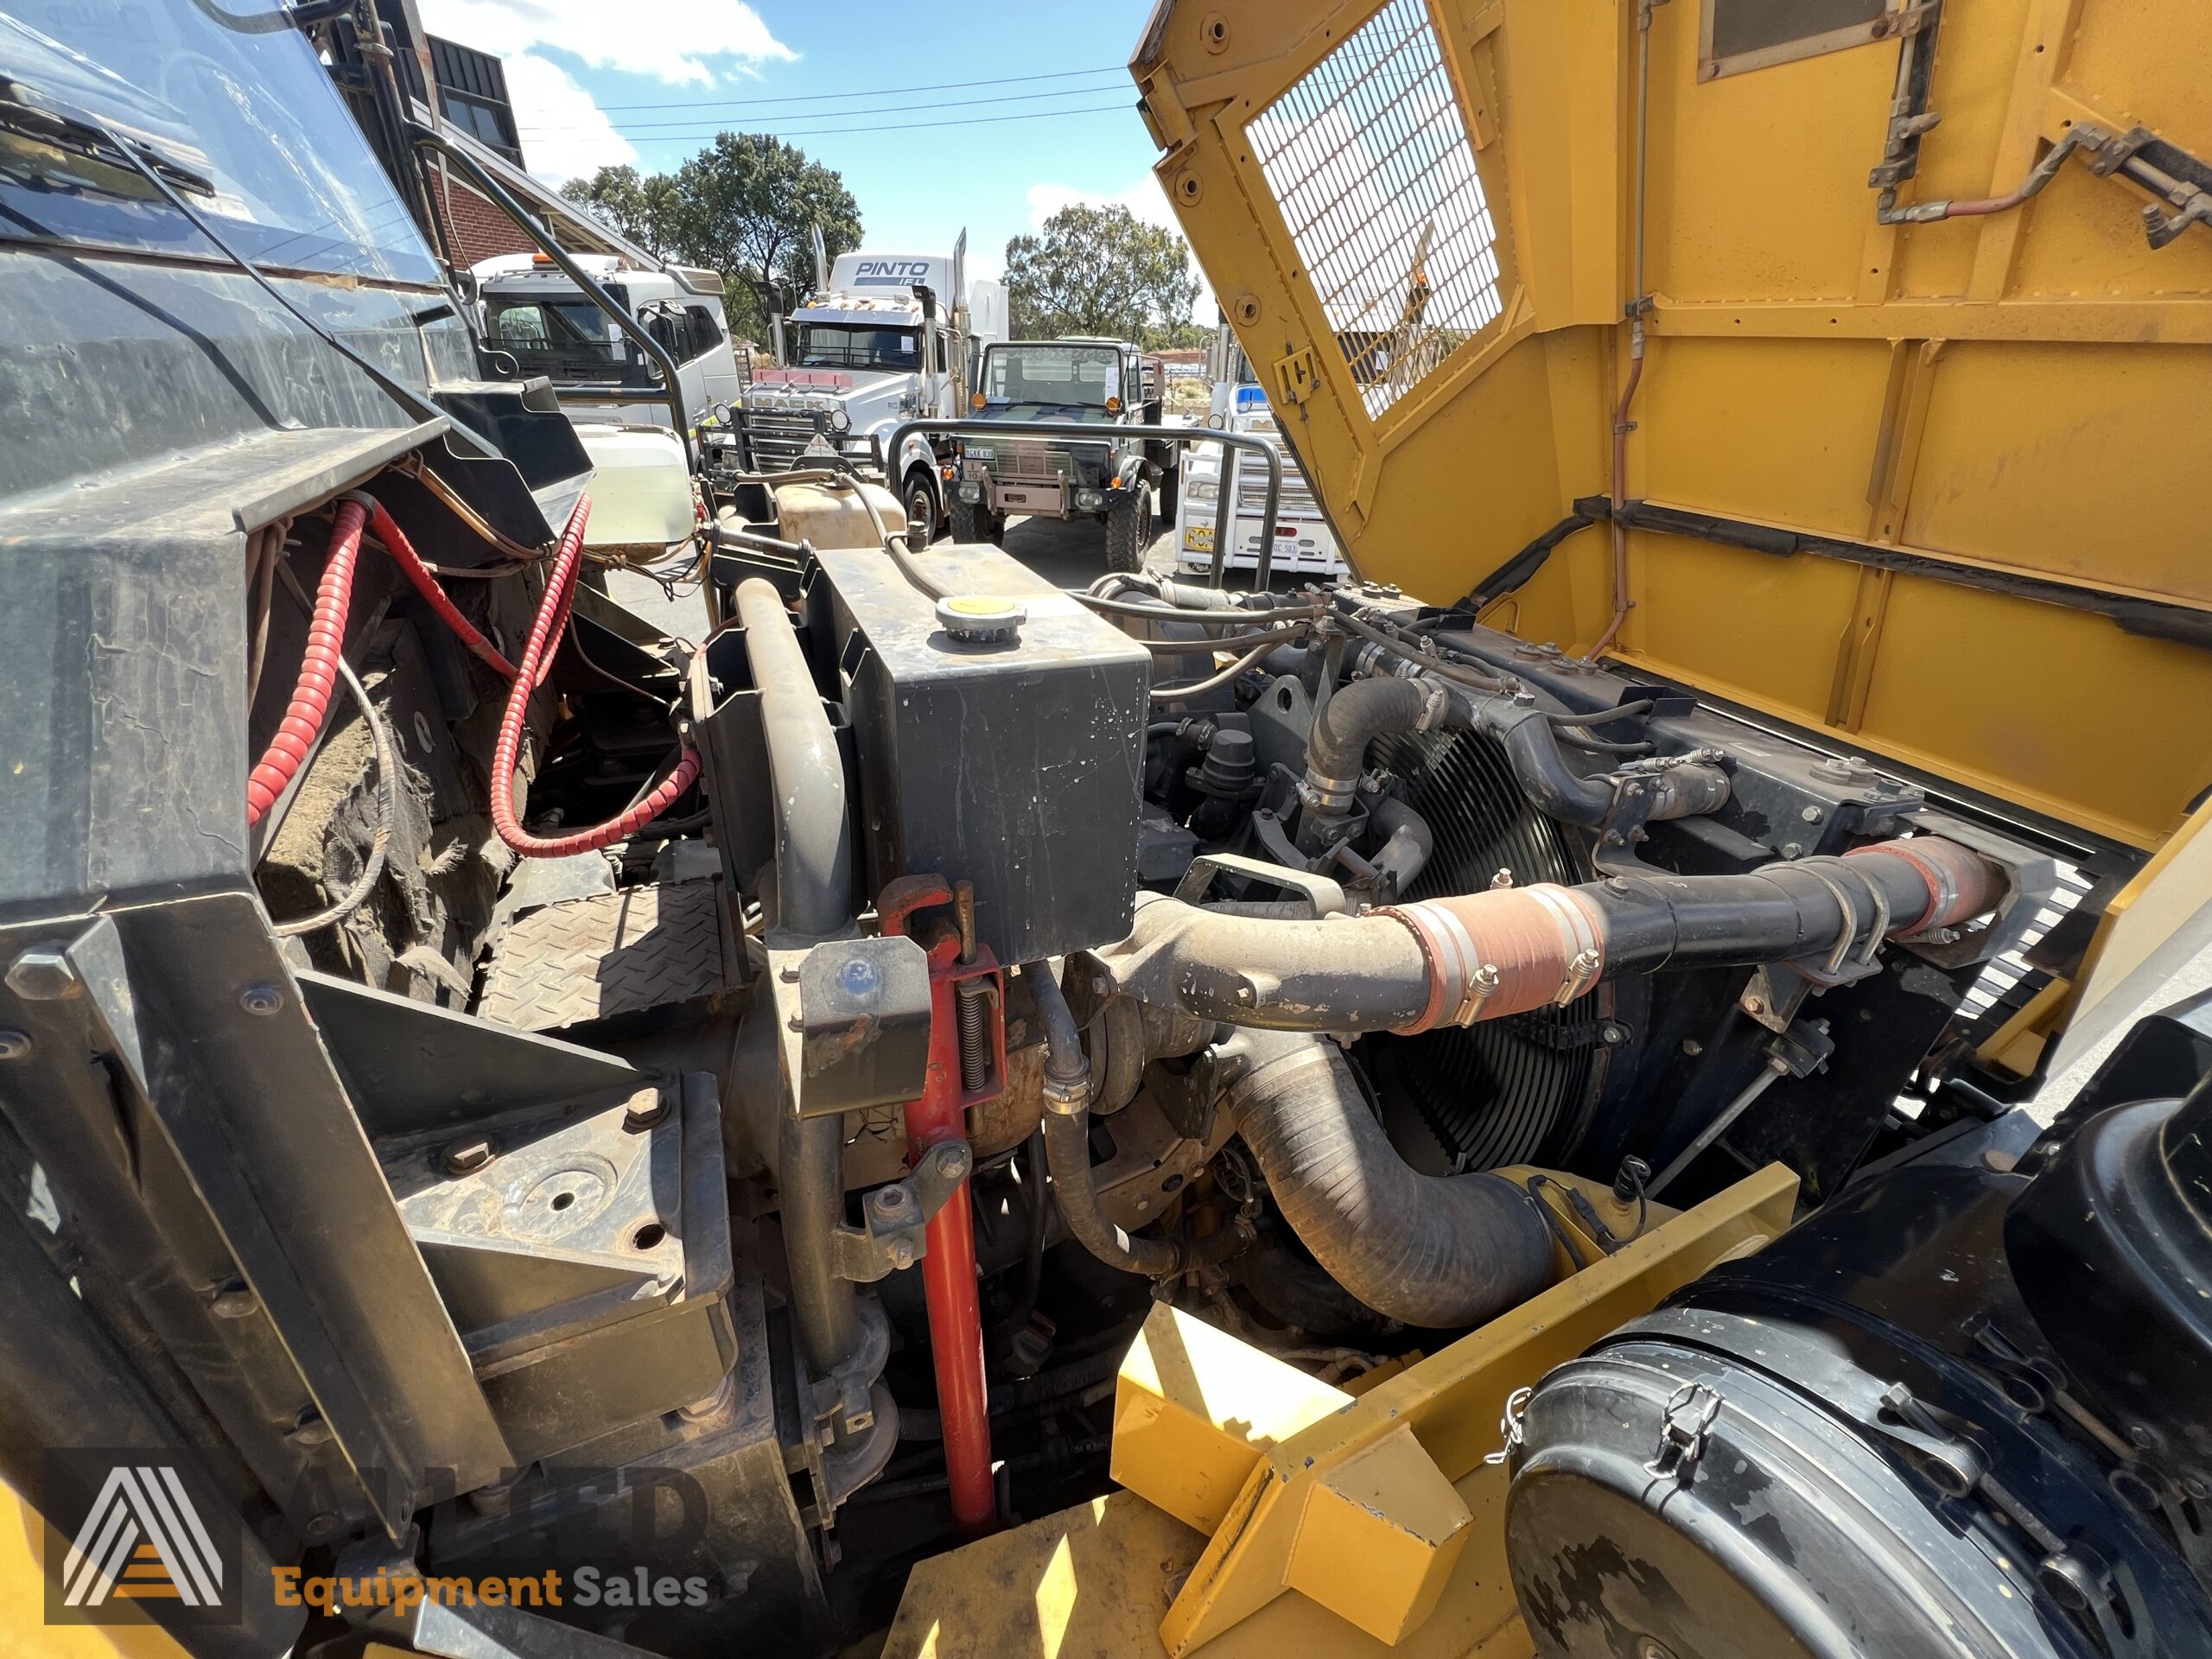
xmin=1176 ymin=322 xmax=1347 ymax=581
xmin=474 ymin=253 xmax=744 ymax=430
xmin=730 ymin=233 xmax=1009 ymax=538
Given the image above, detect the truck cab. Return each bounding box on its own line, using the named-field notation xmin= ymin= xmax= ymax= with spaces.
xmin=476 ymin=254 xmax=742 ymax=429
xmin=732 ymin=242 xmax=1008 ymax=538
xmin=949 ymin=336 xmax=1176 ymax=569
xmin=1175 ymin=322 xmax=1346 ymax=580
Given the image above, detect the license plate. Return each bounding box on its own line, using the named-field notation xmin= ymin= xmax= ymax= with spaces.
xmin=1183 ymin=526 xmax=1215 ymax=551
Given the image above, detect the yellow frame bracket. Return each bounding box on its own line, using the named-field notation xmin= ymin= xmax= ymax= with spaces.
xmin=1116 ymin=1163 xmax=1798 ymax=1654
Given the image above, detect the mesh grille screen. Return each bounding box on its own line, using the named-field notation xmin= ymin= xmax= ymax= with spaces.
xmin=1362 ymin=729 xmax=1598 ymax=1170
xmin=1247 ymin=0 xmax=1503 ymax=420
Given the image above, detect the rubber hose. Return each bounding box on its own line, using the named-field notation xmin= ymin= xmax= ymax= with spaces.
xmin=1306 ymin=675 xmax=1450 ymax=794
xmin=1222 ymin=1029 xmax=1556 ymax=1328
xmin=1042 ymin=1099 xmax=1181 ymax=1278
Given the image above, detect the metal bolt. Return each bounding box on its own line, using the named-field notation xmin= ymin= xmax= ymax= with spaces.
xmin=1491 ymin=868 xmax=1515 ymax=889
xmin=875 ymin=1183 xmax=912 ymax=1213
xmin=2129 ymin=1423 xmax=2160 ymax=1451
xmin=2183 ymin=1476 xmax=2209 ymax=1501
xmin=442 ymin=1137 xmax=497 ymax=1177
xmin=622 ymin=1090 xmax=669 ymax=1133
xmin=1780 ymin=842 xmax=1805 ymax=860
xmin=889 ymin=1239 xmax=915 ymax=1270
xmin=1681 ymin=1038 xmax=1704 ymax=1057
xmin=1801 ymin=804 xmax=1824 ymax=823
xmin=0 ymin=1029 xmax=30 ymax=1061
xmin=1605 ymin=875 xmax=1631 ymax=893
xmin=302 ymin=1513 xmax=344 ymax=1544
xmin=238 ymin=982 xmax=283 ymax=1016
xmin=1743 ymin=996 xmax=1765 ymax=1015
xmin=1600 ymin=1023 xmax=1626 ymax=1045
xmin=211 ymin=1286 xmax=257 ymax=1320
xmin=7 ymin=946 xmax=79 ymax=1001
xmin=1133 ymin=1194 xmax=1151 ymax=1212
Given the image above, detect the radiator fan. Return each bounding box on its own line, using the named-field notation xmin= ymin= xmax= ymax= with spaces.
xmin=1363 ymin=728 xmax=1602 ymax=1170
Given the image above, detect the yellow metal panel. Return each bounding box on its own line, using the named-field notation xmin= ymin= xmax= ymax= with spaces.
xmin=1287 ymin=1426 xmax=1473 ymax=1644
xmin=1904 ymin=342 xmax=2212 ymax=603
xmin=1640 ymin=338 xmax=1896 ymax=539
xmin=1112 ymin=1304 xmax=1353 ymax=1535
xmin=1135 ymin=0 xmax=2212 ymax=887
xmin=1648 ymin=20 xmax=1900 ymax=303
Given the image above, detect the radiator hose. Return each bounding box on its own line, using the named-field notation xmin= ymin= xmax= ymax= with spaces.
xmin=1220 ymin=1029 xmax=1557 ymax=1329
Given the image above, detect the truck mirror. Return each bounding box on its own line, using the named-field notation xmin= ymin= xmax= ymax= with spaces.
xmin=914 ymin=284 xmax=938 ymax=322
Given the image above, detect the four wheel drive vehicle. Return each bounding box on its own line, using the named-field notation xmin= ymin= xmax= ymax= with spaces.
xmin=1175 ymin=321 xmax=1346 ymax=579
xmin=476 ymin=253 xmax=742 ymax=429
xmin=949 ymin=338 xmax=1180 ymax=569
xmin=726 ymin=238 xmax=1008 ymax=538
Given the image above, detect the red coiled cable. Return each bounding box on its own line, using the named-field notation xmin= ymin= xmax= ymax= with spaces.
xmin=486 ymin=493 xmax=702 ymax=858
xmin=251 ymin=492 xmax=697 ymax=856
xmin=246 ymin=499 xmax=366 ymax=827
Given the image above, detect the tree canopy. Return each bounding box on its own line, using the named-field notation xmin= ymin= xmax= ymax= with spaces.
xmin=563 ymin=135 xmax=861 ymax=344
xmin=1003 ymin=204 xmax=1202 ymax=348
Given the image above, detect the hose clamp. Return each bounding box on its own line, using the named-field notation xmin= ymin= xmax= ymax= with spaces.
xmin=1042 ymin=1073 xmax=1088 ymax=1117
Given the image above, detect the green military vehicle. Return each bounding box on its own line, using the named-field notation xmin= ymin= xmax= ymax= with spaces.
xmin=948 ymin=337 xmax=1179 ymax=569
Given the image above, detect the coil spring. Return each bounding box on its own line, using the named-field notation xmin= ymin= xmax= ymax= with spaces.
xmin=955 ymin=978 xmax=991 ymax=1094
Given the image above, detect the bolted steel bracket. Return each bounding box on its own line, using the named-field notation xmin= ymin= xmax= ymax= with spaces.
xmin=830 ymin=1140 xmax=972 ymax=1283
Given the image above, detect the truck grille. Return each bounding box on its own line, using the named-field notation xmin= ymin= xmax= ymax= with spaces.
xmin=1005 ymin=440 xmax=1061 ymax=480
xmin=739 ymin=408 xmax=833 ymax=472
xmin=1234 ymin=465 xmax=1319 ymax=519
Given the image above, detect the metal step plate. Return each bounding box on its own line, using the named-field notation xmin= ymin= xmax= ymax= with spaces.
xmin=478 ymin=879 xmax=736 ymax=1033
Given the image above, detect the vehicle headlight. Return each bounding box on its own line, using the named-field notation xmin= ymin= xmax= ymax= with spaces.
xmin=1075 ymin=488 xmax=1105 ymax=511
xmin=829 ymin=407 xmax=850 ymax=432
xmin=1185 ymin=475 xmax=1220 ymax=505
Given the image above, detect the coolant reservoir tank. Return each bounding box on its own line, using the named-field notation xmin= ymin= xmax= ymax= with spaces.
xmin=570 ymin=423 xmax=695 ymax=550
xmin=773 ymin=476 xmax=906 ymax=551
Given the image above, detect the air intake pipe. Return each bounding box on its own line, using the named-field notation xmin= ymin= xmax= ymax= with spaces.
xmin=1091 ymin=836 xmax=2003 ymax=1035
xmin=1221 ymin=1029 xmax=1557 ymax=1328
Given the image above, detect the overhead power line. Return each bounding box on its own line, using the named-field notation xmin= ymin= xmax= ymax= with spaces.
xmin=519 ymin=100 xmax=1137 ymax=144
xmin=592 ymin=64 xmax=1124 ymax=113
xmin=522 ymin=79 xmax=1131 ymax=136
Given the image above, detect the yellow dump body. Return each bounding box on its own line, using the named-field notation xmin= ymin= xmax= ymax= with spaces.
xmin=1131 ymin=0 xmax=2212 ymax=854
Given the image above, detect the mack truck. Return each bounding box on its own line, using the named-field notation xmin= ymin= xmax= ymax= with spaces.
xmin=948 ymin=336 xmax=1180 ymax=569
xmin=1175 ymin=319 xmax=1347 ymax=580
xmin=728 ymin=235 xmax=1008 ymax=538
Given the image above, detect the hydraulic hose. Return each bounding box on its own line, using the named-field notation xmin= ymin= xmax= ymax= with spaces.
xmin=246 ymin=501 xmax=366 ymax=827
xmin=1221 ymin=1030 xmax=1556 ymax=1329
xmin=346 ymin=493 xmax=520 ymax=680
xmin=488 ymin=495 xmax=702 ymax=859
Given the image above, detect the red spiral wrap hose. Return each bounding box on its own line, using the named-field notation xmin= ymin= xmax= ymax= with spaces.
xmin=487 ymin=493 xmax=702 ymax=858
xmin=251 ymin=492 xmax=697 ymax=855
xmin=245 ymin=499 xmax=367 ymax=827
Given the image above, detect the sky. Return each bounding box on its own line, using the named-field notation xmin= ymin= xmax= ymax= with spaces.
xmin=413 ymin=0 xmax=1203 ymax=301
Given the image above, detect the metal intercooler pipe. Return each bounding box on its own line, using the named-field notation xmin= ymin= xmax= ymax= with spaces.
xmin=735 ymin=576 xmax=860 ymax=1379
xmin=1096 ymin=836 xmax=2003 ymax=1036
xmin=1221 ymin=1030 xmax=1557 ymax=1328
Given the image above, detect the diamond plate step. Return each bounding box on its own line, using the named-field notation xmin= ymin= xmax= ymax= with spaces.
xmin=478 ymin=879 xmax=737 ymax=1033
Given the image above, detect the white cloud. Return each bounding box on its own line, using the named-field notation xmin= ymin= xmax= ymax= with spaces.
xmin=498 ymin=53 xmax=635 ymax=181
xmin=416 ymin=0 xmax=793 ymax=86
xmin=1023 ymin=178 xmax=1217 ymax=323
